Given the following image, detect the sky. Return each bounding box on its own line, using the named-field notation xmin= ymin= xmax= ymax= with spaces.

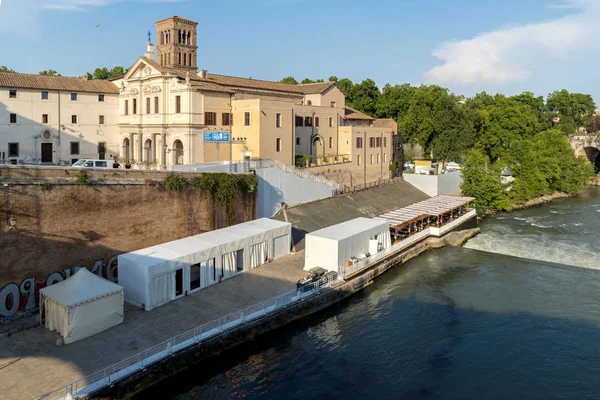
xmin=0 ymin=0 xmax=598 ymax=104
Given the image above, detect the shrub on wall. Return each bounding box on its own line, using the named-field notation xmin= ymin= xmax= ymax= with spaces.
xmin=76 ymin=171 xmax=92 ymax=186
xmin=164 ymin=174 xmax=185 ymax=191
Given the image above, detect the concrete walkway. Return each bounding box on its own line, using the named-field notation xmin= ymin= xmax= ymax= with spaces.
xmin=0 ymin=252 xmax=306 ymax=400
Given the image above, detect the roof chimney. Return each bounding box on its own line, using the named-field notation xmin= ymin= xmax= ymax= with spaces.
xmin=200 ymin=69 xmax=208 ymax=79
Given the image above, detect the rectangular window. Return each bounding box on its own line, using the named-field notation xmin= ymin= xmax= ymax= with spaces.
xmin=99 ymin=115 xmax=105 ymax=124
xmin=98 ymin=94 xmax=105 ymax=102
xmin=357 ymin=154 xmax=361 ymax=166
xmin=383 ymin=153 xmax=387 ymax=163
xmin=295 ymin=115 xmax=303 ymax=127
xmin=154 ymin=97 xmax=159 ymax=114
xmin=304 ymin=116 xmax=313 ymax=127
xmin=329 ymin=137 xmax=333 ymax=148
xmin=328 ymin=117 xmax=333 ymax=127
xmin=146 ymin=97 xmax=151 ymax=114
xmin=9 ymin=89 xmax=17 ymax=98
xmin=331 ymin=101 xmax=336 ymax=107
xmin=315 ymin=117 xmax=319 ymax=127
xmin=356 ymin=137 xmax=363 ymax=149
xmin=370 ymin=154 xmax=374 ymax=164
xmin=42 ymin=114 xmax=49 ymax=124
xmin=222 ymin=112 xmax=231 ymax=126
xmin=8 ymin=143 xmax=19 ymax=157
xmin=276 ymin=138 xmax=282 ymax=152
xmin=133 ymin=98 xmax=137 ymax=114
xmin=124 ymin=100 xmax=129 ymax=115
xmin=41 ymin=91 xmax=49 ymax=100
xmin=190 ymin=263 xmax=201 ymax=291
xmin=369 ymin=137 xmax=375 ymax=148
xmin=71 ymin=93 xmax=77 ymax=101
xmin=176 ymin=96 xmax=181 ymax=114
xmin=98 ymin=142 xmax=106 ymax=154
xmin=296 ymin=137 xmax=301 ymax=146
xmin=377 ymin=153 xmax=380 ymax=163
xmin=205 ymin=112 xmax=217 ymax=125
xmin=70 ymin=141 xmax=79 ymax=155
xmin=276 ymin=113 xmax=282 ymax=128
xmin=71 ymin=115 xmax=77 ymax=124
xmin=384 ymin=137 xmax=387 ymax=147
xmin=244 ymin=111 xmax=251 ymax=126
xmin=376 ymin=137 xmax=381 ymax=147
xmin=9 ymin=113 xmax=16 ymax=124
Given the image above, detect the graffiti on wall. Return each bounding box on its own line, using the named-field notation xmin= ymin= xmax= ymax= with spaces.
xmin=0 ymin=255 xmax=119 ymax=322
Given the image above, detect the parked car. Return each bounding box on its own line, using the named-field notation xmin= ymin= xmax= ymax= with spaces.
xmin=71 ymin=159 xmax=111 ymax=169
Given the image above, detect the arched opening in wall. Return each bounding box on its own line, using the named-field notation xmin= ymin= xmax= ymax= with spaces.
xmin=122 ymin=138 xmax=130 ymax=162
xmin=183 ymin=53 xmax=187 ymax=66
xmin=187 ymin=31 xmax=191 ymax=44
xmin=173 ymin=139 xmax=184 ymax=165
xmin=312 ymin=136 xmax=323 ymax=160
xmin=144 ymin=138 xmax=152 ymax=165
xmin=306 ymin=100 xmax=312 ymax=105
xmin=179 ymin=52 xmax=182 ymax=65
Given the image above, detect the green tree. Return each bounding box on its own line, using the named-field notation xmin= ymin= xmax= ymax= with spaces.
xmin=471 ymin=95 xmax=539 ymax=161
xmin=328 ymin=76 xmax=338 ymax=82
xmin=280 ymin=76 xmax=298 ymax=84
xmin=336 ymin=78 xmax=354 ymax=97
xmin=547 ymin=89 xmax=596 ymax=131
xmin=348 ymin=78 xmax=380 ymax=116
xmin=461 ymin=148 xmax=511 ymax=215
xmin=400 ymin=85 xmax=472 ymax=162
xmin=109 ymin=66 xmax=127 ymax=78
xmin=0 ymin=66 xmax=15 ymax=73
xmin=375 ymin=83 xmax=415 ymax=121
xmin=93 ymin=67 xmax=111 ymax=80
xmin=510 ymin=91 xmax=549 ymax=129
xmin=39 ymin=70 xmax=60 ymax=76
xmin=84 ymin=72 xmax=93 ymax=80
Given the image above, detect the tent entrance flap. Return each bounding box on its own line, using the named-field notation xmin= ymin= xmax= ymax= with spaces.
xmin=250 ymin=241 xmax=269 ymax=269
xmin=152 ymin=272 xmax=174 ymax=308
xmin=222 ymin=249 xmax=244 ymax=278
xmin=175 ymin=269 xmax=184 ymax=297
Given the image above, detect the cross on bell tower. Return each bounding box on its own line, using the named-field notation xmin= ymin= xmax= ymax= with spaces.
xmin=147 ymin=31 xmax=151 ymax=43
xmin=155 ymin=15 xmax=198 ymax=70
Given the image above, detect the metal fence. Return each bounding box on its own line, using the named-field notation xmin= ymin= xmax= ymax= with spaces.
xmin=249 ymin=159 xmax=342 ymax=190
xmin=37 ymin=272 xmax=340 ymax=400
xmin=339 ymin=178 xmax=396 ymax=194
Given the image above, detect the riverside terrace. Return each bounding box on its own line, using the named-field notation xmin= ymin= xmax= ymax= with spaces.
xmin=377 ymin=195 xmax=476 ymax=242
xmin=0 ymin=196 xmax=477 ymax=400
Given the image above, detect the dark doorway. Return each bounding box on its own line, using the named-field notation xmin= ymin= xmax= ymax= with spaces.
xmin=98 ymin=142 xmax=106 ymax=160
xmin=175 ymin=269 xmax=183 ymax=297
xmin=41 ymin=143 xmax=53 ymax=163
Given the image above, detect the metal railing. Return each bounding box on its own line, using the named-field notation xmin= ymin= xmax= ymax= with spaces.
xmin=249 ymin=159 xmax=342 ymax=190
xmin=339 ymin=177 xmax=396 ymax=194
xmin=37 ymin=273 xmax=340 ymax=400
xmin=342 ymin=229 xmax=431 ymax=279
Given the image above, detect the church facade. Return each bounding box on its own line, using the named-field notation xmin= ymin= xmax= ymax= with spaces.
xmin=0 ymin=15 xmax=398 ymax=173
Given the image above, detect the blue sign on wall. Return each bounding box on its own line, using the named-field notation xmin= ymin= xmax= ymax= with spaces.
xmin=203 ymin=132 xmax=230 ymax=142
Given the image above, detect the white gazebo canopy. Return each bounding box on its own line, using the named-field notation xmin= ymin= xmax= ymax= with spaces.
xmin=40 ymin=268 xmax=124 ymax=344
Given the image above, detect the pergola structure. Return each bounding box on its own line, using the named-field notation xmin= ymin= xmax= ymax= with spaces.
xmin=377 ymin=195 xmax=476 ymax=241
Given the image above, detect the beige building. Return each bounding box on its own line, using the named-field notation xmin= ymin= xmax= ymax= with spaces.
xmin=0 ymin=15 xmax=398 ymax=178
xmin=0 ymin=74 xmax=119 ymax=164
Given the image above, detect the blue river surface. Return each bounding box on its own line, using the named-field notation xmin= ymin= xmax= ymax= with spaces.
xmin=136 ymin=187 xmax=600 ymax=400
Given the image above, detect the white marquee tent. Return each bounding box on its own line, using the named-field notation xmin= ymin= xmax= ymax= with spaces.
xmin=39 ymin=268 xmax=124 ymax=344
xmin=118 ymin=218 xmax=292 ymax=311
xmin=304 ymin=217 xmax=391 ymax=272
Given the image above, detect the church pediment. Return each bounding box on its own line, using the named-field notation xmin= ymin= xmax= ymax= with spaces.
xmin=123 ymin=58 xmax=162 ymax=82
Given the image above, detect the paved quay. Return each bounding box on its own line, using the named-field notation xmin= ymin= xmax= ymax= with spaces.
xmin=0 ymin=252 xmax=306 ymax=400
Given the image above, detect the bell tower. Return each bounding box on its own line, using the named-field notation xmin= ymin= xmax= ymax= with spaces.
xmin=155 ymin=16 xmax=198 ymax=70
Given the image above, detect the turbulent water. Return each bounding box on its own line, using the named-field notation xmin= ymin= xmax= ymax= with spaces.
xmin=464 ymin=187 xmax=600 ymax=269
xmin=138 ymin=187 xmax=600 ymax=400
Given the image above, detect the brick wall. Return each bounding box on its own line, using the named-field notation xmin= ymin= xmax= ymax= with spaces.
xmin=0 ymin=166 xmax=256 ymax=321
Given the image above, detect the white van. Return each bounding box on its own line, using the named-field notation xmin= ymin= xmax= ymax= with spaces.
xmin=71 ymin=159 xmax=111 ymax=169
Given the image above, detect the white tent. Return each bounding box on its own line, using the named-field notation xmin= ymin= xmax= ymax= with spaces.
xmin=39 ymin=268 xmax=124 ymax=344
xmin=118 ymin=218 xmax=291 ymax=311
xmin=304 ymin=217 xmax=391 ymax=272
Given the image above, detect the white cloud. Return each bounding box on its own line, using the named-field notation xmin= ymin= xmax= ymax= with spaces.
xmin=424 ymin=0 xmax=600 ymax=86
